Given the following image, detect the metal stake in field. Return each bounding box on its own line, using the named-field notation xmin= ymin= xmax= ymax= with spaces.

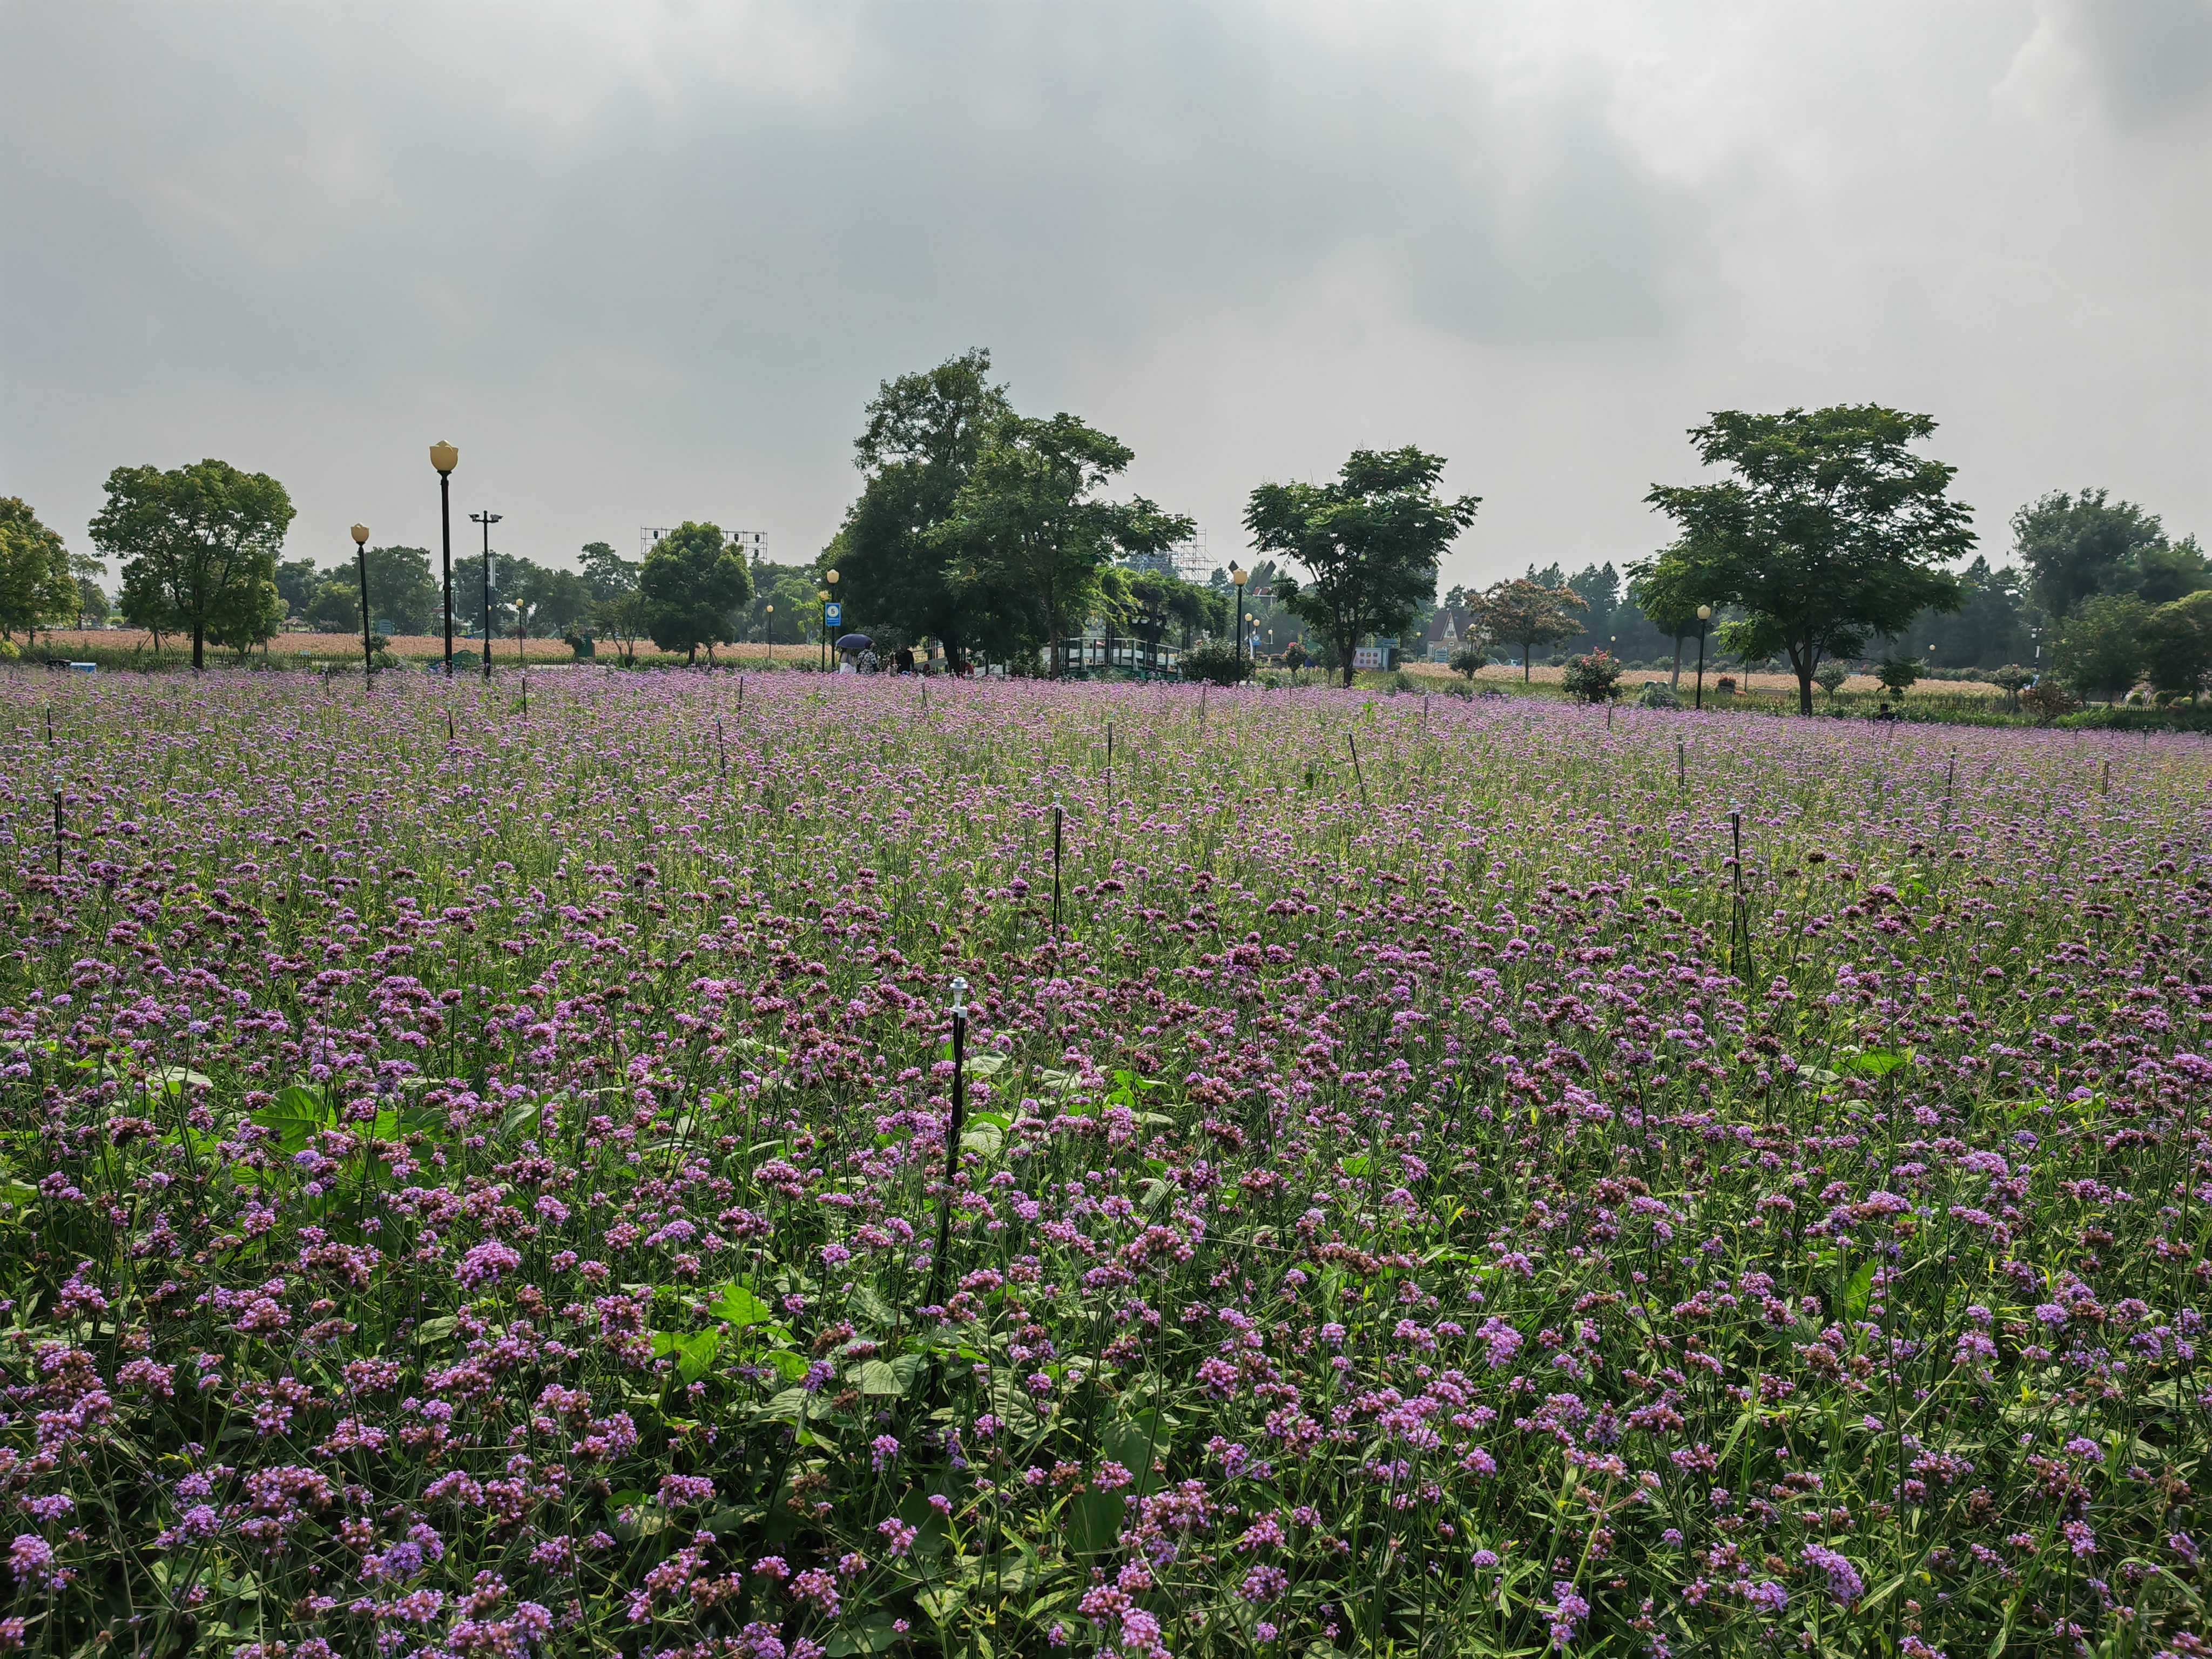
xmin=1676 ymin=738 xmax=1685 ymax=791
xmin=1728 ymin=807 xmax=1753 ymax=983
xmin=928 ymin=977 xmax=970 ymax=1308
xmin=52 ymin=786 xmax=62 ymax=878
xmin=1347 ymin=733 xmax=1370 ymax=810
xmin=1105 ymin=721 xmax=1114 ymax=830
xmin=1052 ymin=797 xmax=1064 ymax=938
xmin=2103 ymin=758 xmax=2112 ymax=796
xmin=716 ymin=718 xmax=728 ymax=780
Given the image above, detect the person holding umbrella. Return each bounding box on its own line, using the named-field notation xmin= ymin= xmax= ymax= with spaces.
xmin=835 ymin=631 xmax=872 ymax=674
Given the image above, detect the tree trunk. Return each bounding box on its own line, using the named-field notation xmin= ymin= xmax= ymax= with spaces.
xmin=1670 ymin=636 xmax=1683 ymax=691
xmin=1797 ymin=666 xmax=1815 ymax=717
xmin=192 ymin=625 xmax=204 ymax=670
xmin=1522 ymin=641 xmax=1532 ymax=683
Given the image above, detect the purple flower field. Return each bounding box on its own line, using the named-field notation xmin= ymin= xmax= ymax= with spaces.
xmin=2 ymin=670 xmax=2209 ymax=1658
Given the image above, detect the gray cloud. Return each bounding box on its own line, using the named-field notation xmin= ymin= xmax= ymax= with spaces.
xmin=2 ymin=1 xmax=2205 ymax=592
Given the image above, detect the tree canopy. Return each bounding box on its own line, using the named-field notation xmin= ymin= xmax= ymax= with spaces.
xmin=90 ymin=460 xmax=295 ymax=670
xmin=937 ymin=413 xmax=1192 ymax=675
xmin=0 ymin=499 xmax=77 ymax=643
xmin=1245 ymin=447 xmax=1478 ymax=686
xmin=2052 ymin=592 xmax=2148 ymax=704
xmin=1469 ymin=578 xmax=1587 ymax=681
xmin=639 ymin=522 xmax=752 ymax=663
xmin=1633 ymin=406 xmax=1974 ymax=714
xmin=2013 ymin=488 xmax=2204 ymax=618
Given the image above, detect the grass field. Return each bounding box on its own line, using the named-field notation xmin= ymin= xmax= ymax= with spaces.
xmin=3 ymin=672 xmax=2208 ymax=1657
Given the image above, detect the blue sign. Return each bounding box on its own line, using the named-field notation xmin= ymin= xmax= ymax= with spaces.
xmin=824 ymin=602 xmax=843 ymax=626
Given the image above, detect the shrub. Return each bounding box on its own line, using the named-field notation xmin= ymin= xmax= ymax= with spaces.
xmin=2020 ymin=678 xmax=2079 ymax=723
xmin=1560 ymin=650 xmax=1625 ymax=703
xmin=1179 ymin=639 xmax=1253 ymax=686
xmin=1637 ymin=682 xmax=1680 ymax=710
xmin=1448 ymin=643 xmax=1488 ymax=681
xmin=1815 ymin=662 xmax=1850 ymax=699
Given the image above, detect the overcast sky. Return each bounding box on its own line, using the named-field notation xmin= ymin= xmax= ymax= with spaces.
xmin=3 ymin=1 xmax=2206 ymax=593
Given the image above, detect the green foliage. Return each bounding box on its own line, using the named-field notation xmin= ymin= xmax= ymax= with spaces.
xmin=2142 ymin=588 xmax=2212 ymax=699
xmin=2052 ymin=591 xmax=2148 ymax=703
xmin=1814 ymin=661 xmax=1850 ymax=698
xmin=578 ymin=541 xmax=639 ymax=602
xmin=273 ymin=556 xmax=322 ymax=618
xmin=206 ymin=577 xmax=286 ymax=659
xmin=1448 ymin=641 xmax=1488 ymax=680
xmin=639 ymin=522 xmax=753 ymax=663
xmin=2012 ymin=487 xmax=2201 ymax=617
xmin=73 ymin=576 xmax=109 ymax=628
xmin=1559 ymin=649 xmax=1625 ymax=703
xmin=1177 ymin=638 xmax=1252 ymax=686
xmin=1636 ymin=405 xmax=1973 ymax=714
xmin=1468 ymin=578 xmax=1586 ymax=682
xmin=91 ymin=460 xmax=296 ymax=669
xmin=1874 ymin=655 xmax=1923 ymax=696
xmin=0 ymin=498 xmax=78 ymax=640
xmin=305 ymin=581 xmax=360 ymax=635
xmin=349 ymin=545 xmax=440 ymax=636
xmin=937 ymin=414 xmax=1192 ymax=675
xmin=1245 ymin=446 xmax=1478 ymax=687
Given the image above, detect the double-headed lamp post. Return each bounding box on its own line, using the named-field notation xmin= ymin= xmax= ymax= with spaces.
xmin=470 ymin=511 xmax=502 ymax=682
xmin=1694 ymin=604 xmax=1714 ymax=710
xmin=352 ymin=524 xmax=374 ymax=677
xmin=429 ymin=442 xmax=459 ymax=675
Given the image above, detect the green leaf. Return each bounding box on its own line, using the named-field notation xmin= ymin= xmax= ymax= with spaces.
xmin=825 ymin=1617 xmax=905 ymax=1657
xmin=1844 ymin=1260 xmax=1877 ymax=1324
xmin=849 ymin=1284 xmax=898 ymax=1329
xmin=147 ymin=1065 xmax=214 ymax=1097
xmin=960 ymin=1122 xmax=1006 ymax=1156
xmin=414 ymin=1316 xmax=457 ymax=1346
xmin=765 ymin=1351 xmax=810 ymax=1383
xmin=1102 ymin=1414 xmax=1172 ymax=1495
xmin=709 ymin=1284 xmax=775 ymax=1328
xmin=857 ymin=1353 xmax=923 ymax=1397
xmin=252 ymin=1083 xmax=331 ymax=1154
xmin=1850 ymin=1047 xmax=1908 ymax=1077
xmin=1070 ymin=1489 xmax=1126 ymax=1555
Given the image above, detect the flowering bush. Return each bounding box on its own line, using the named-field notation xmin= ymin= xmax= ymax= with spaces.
xmin=1559 ymin=652 xmax=1624 ymax=703
xmin=0 ymin=671 xmax=2204 ymax=1657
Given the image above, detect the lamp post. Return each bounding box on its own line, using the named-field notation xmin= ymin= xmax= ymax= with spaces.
xmin=762 ymin=604 xmax=772 ymax=669
xmin=1231 ymin=564 xmax=1250 ymax=665
xmin=352 ymin=524 xmax=374 ymax=677
xmin=817 ymin=588 xmax=832 ymax=671
xmin=1694 ymin=604 xmax=1712 ymax=710
xmin=469 ymin=511 xmax=502 ymax=682
xmin=429 ymin=442 xmax=458 ymax=675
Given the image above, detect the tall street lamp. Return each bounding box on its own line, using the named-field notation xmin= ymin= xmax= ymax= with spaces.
xmin=352 ymin=524 xmax=374 ymax=678
xmin=470 ymin=510 xmax=502 ymax=682
xmin=1694 ymin=604 xmax=1713 ymax=710
xmin=1231 ymin=564 xmax=1250 ymax=665
xmin=430 ymin=442 xmax=459 ymax=675
xmin=762 ymin=604 xmax=773 ymax=669
xmin=821 ymin=569 xmax=839 ymax=671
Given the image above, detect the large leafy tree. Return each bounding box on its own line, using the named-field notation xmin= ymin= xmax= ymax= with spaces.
xmin=1634 ymin=406 xmax=1973 ymax=716
xmin=2144 ymin=590 xmax=2212 ymax=701
xmin=0 ymin=499 xmax=77 ymax=644
xmin=1469 ymin=578 xmax=1587 ymax=681
xmin=90 ymin=460 xmax=295 ymax=669
xmin=2012 ymin=488 xmax=2200 ymax=617
xmin=639 ymin=522 xmax=752 ymax=664
xmin=2053 ymin=592 xmax=2148 ymax=704
xmin=1245 ymin=447 xmax=1479 ymax=687
xmin=578 ymin=542 xmax=639 ymax=603
xmin=834 ymin=349 xmax=1013 ymax=659
xmin=937 ymin=414 xmax=1191 ymax=675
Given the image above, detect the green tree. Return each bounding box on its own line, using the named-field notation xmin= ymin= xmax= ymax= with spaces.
xmin=274 ymin=557 xmax=322 ymax=619
xmin=1245 ymin=447 xmax=1479 ymax=689
xmin=2052 ymin=592 xmax=2148 ymax=704
xmin=1448 ymin=642 xmax=1488 ymax=681
xmin=836 ymin=350 xmax=1015 ymax=663
xmin=594 ymin=592 xmax=648 ymax=665
xmin=1876 ymin=655 xmax=1923 ymax=697
xmin=578 ymin=542 xmax=639 ymax=602
xmin=91 ymin=460 xmax=295 ymax=669
xmin=1627 ymin=564 xmax=1708 ymax=691
xmin=74 ymin=577 xmax=109 ymax=629
xmin=2012 ymin=488 xmax=2191 ymax=618
xmin=1565 ymin=562 xmax=1620 ymax=646
xmin=1469 ymin=578 xmax=1588 ymax=681
xmin=207 ymin=577 xmax=286 ymax=660
xmin=352 ymin=546 xmax=440 ymax=636
xmin=514 ymin=565 xmax=591 ymax=639
xmin=305 ymin=581 xmax=360 ymax=634
xmin=640 ymin=522 xmax=752 ymax=664
xmin=2143 ymin=589 xmax=2212 ymax=700
xmin=1816 ymin=661 xmax=1850 ymax=701
xmin=0 ymin=500 xmax=78 ymax=643
xmin=1635 ymin=406 xmax=1973 ymax=716
xmin=938 ymin=414 xmax=1191 ymax=675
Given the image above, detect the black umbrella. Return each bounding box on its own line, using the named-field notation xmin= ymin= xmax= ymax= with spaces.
xmin=835 ymin=633 xmax=874 ymax=651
